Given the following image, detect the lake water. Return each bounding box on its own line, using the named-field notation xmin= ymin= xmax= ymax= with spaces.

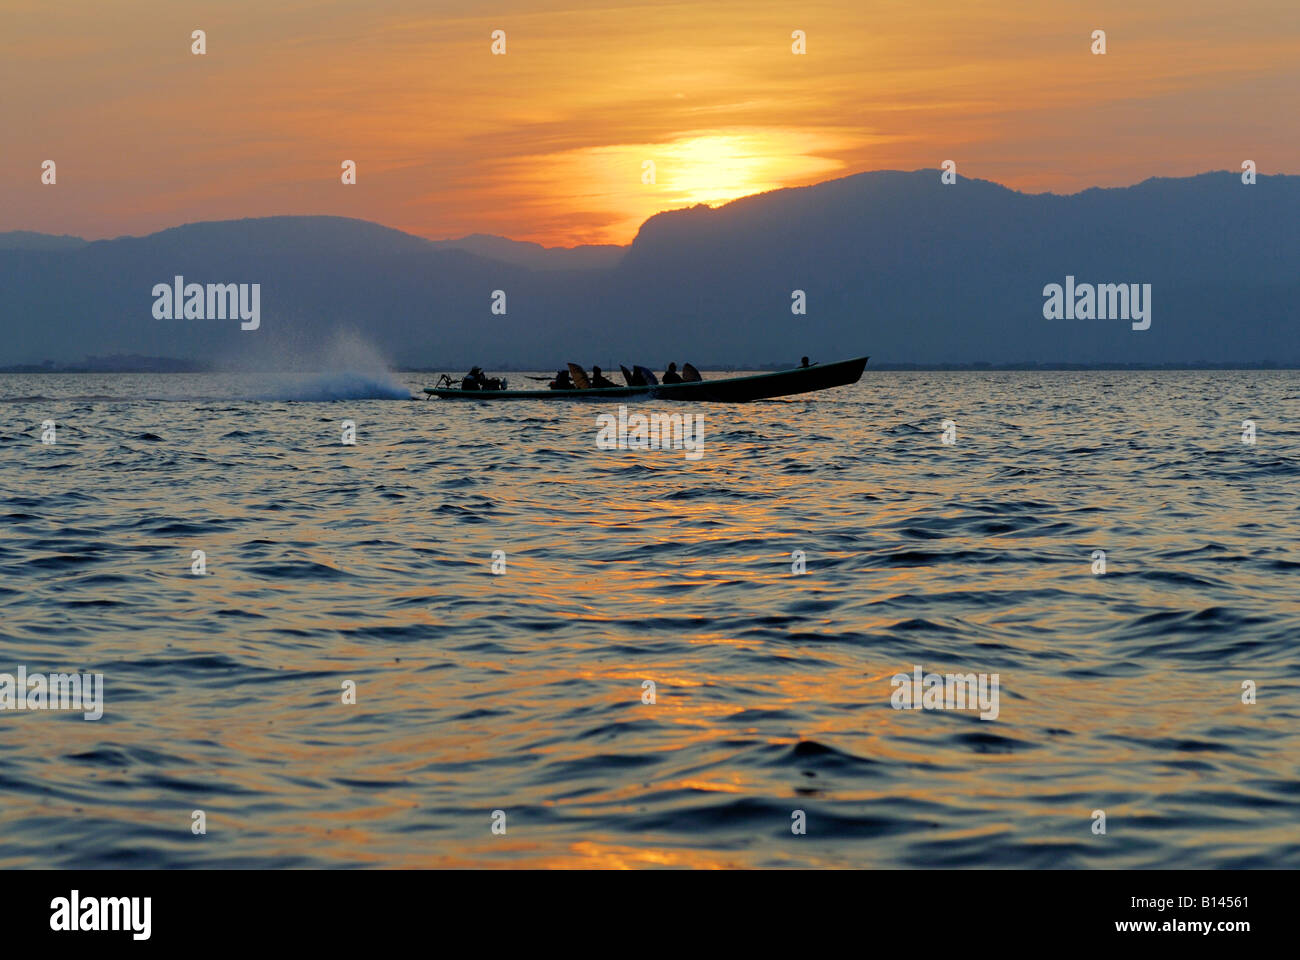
xmin=1 ymin=370 xmax=1297 ymax=868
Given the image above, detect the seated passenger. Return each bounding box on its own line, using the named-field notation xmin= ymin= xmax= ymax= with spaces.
xmin=549 ymin=368 xmax=572 ymax=390
xmin=590 ymin=365 xmax=617 ymax=389
xmin=463 ymin=366 xmax=486 ymax=390
xmin=662 ymin=362 xmax=683 ymax=384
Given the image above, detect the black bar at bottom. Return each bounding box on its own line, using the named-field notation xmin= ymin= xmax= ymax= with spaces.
xmin=3 ymin=869 xmax=1283 ymax=946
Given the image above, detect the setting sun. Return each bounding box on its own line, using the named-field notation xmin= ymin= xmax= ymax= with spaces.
xmin=498 ymin=128 xmax=859 ymax=244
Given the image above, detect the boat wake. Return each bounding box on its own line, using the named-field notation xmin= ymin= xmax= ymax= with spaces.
xmin=237 ymin=329 xmax=411 ymax=401
xmin=249 ymin=372 xmax=410 ymax=402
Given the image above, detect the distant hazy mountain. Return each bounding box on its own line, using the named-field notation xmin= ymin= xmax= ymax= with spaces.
xmin=1 ymin=171 xmax=1296 ymax=368
xmin=431 ymin=234 xmax=624 ymax=271
xmin=0 ymin=231 xmax=88 ymax=251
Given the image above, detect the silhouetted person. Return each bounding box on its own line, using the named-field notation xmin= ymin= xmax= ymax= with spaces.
xmin=463 ymin=366 xmax=486 ymax=389
xmin=662 ymin=362 xmax=683 ymax=384
xmin=590 ymin=365 xmax=617 ymax=389
xmin=549 ymin=368 xmax=572 ymax=390
xmin=800 ymin=356 xmax=812 ymax=367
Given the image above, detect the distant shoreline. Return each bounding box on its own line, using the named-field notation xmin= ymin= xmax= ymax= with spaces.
xmin=3 ymin=360 xmax=1299 ymax=374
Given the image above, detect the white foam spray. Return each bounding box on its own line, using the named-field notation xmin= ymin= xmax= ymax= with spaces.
xmin=228 ymin=328 xmax=411 ymax=400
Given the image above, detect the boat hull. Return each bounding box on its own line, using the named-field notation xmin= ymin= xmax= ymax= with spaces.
xmin=423 ymin=356 xmax=868 ymax=402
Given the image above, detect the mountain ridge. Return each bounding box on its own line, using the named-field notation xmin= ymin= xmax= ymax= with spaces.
xmin=2 ymin=169 xmax=1295 ymax=367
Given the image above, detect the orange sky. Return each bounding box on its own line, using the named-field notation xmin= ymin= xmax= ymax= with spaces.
xmin=2 ymin=0 xmax=1297 ymax=246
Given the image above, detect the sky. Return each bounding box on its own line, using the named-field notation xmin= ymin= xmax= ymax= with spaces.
xmin=2 ymin=0 xmax=1297 ymax=246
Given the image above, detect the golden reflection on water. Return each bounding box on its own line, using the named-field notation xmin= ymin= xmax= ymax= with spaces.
xmin=2 ymin=372 xmax=1297 ymax=867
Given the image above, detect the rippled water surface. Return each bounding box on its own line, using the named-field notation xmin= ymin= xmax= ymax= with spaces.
xmin=1 ymin=370 xmax=1298 ymax=868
